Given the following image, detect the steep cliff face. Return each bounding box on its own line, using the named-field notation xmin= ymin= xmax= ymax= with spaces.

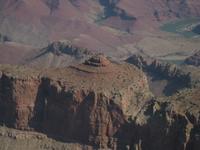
xmin=126 ymin=54 xmax=191 ymax=96
xmin=128 ymin=88 xmax=200 ymax=150
xmin=126 ymin=53 xmax=190 ymax=80
xmin=0 ymin=55 xmax=151 ymax=149
xmin=0 ymin=56 xmax=200 ymax=150
xmin=0 ymin=65 xmax=41 ymax=129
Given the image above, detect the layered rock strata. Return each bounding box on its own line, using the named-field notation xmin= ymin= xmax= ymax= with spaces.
xmin=0 ymin=55 xmax=200 ymax=150
xmin=0 ymin=55 xmax=151 ymax=149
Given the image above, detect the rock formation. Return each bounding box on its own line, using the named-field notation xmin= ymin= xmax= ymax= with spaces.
xmin=27 ymin=41 xmax=93 ymax=68
xmin=192 ymin=24 xmax=200 ymax=34
xmin=0 ymin=55 xmax=151 ymax=149
xmin=45 ymin=41 xmax=92 ymax=57
xmin=185 ymin=51 xmax=200 ymax=67
xmin=126 ymin=54 xmax=191 ymax=96
xmin=0 ymin=55 xmax=200 ymax=150
xmin=126 ymin=53 xmax=189 ymax=80
xmin=126 ymin=88 xmax=200 ymax=150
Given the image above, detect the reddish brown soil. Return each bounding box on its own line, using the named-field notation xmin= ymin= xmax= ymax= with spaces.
xmin=0 ymin=0 xmax=199 ymax=62
xmin=0 ymin=42 xmax=36 ymax=65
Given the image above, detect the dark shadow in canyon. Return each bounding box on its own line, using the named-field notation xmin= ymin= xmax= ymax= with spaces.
xmin=114 ymin=100 xmax=195 ymax=150
xmin=0 ymin=74 xmax=16 ymax=127
xmin=97 ymin=0 xmax=136 ymax=32
xmin=28 ymin=79 xmax=97 ymax=146
xmin=148 ymin=72 xmax=191 ymax=97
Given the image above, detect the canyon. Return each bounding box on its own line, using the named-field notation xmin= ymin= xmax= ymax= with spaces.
xmin=0 ymin=0 xmax=200 ymax=60
xmin=0 ymin=0 xmax=200 ymax=150
xmin=0 ymin=54 xmax=200 ymax=150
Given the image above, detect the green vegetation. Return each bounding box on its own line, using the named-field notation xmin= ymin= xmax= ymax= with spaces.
xmin=160 ymin=18 xmax=200 ymax=38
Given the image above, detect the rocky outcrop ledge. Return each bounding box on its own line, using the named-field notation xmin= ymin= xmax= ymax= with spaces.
xmin=0 ymin=55 xmax=200 ymax=150
xmin=0 ymin=55 xmax=151 ymax=149
xmin=185 ymin=51 xmax=200 ymax=67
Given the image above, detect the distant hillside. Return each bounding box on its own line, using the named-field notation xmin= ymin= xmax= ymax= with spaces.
xmin=26 ymin=41 xmax=93 ymax=68
xmin=0 ymin=0 xmax=199 ymax=53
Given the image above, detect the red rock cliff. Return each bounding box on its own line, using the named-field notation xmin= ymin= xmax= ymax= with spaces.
xmin=1 ymin=56 xmax=200 ymax=150
xmin=0 ymin=55 xmax=151 ymax=149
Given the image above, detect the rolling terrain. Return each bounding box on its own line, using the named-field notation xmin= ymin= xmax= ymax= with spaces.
xmin=0 ymin=0 xmax=200 ymax=63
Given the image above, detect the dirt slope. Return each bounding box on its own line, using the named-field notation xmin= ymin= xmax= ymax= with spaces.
xmin=0 ymin=0 xmax=200 ymax=57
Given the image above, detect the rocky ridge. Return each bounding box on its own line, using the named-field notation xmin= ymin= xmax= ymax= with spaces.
xmin=126 ymin=53 xmax=190 ymax=80
xmin=26 ymin=41 xmax=93 ymax=68
xmin=185 ymin=51 xmax=200 ymax=67
xmin=45 ymin=41 xmax=93 ymax=57
xmin=126 ymin=53 xmax=192 ymax=96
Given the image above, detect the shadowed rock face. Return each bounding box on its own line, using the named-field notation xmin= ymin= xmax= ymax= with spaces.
xmin=185 ymin=51 xmax=200 ymax=67
xmin=129 ymin=88 xmax=200 ymax=150
xmin=126 ymin=54 xmax=191 ymax=96
xmin=0 ymin=34 xmax=10 ymax=43
xmin=98 ymin=0 xmax=136 ymax=20
xmin=44 ymin=0 xmax=60 ymax=14
xmin=192 ymin=24 xmax=200 ymax=34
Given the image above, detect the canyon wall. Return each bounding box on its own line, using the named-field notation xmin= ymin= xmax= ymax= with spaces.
xmin=0 ymin=58 xmax=200 ymax=150
xmin=0 ymin=57 xmax=151 ymax=149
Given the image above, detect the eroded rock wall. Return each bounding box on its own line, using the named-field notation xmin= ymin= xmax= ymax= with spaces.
xmin=0 ymin=64 xmax=200 ymax=150
xmin=0 ymin=63 xmax=150 ymax=149
xmin=117 ymin=88 xmax=200 ymax=150
xmin=0 ymin=73 xmax=41 ymax=129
